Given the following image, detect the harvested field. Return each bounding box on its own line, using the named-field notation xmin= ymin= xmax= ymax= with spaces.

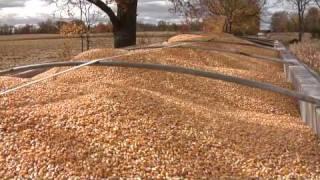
xmin=0 ymin=33 xmax=320 ymax=178
xmin=0 ymin=32 xmax=173 ymax=70
xmin=268 ymin=32 xmax=312 ymax=45
xmin=290 ymin=40 xmax=320 ymax=73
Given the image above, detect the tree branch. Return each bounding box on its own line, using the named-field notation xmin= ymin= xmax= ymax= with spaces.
xmin=85 ymin=0 xmax=120 ymax=29
xmin=315 ymin=0 xmax=320 ymax=8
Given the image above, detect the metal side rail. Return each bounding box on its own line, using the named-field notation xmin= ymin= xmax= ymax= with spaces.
xmin=277 ymin=41 xmax=320 ymax=136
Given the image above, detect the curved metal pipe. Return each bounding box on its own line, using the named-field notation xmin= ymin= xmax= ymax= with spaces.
xmin=246 ymin=40 xmax=274 ymax=47
xmin=0 ymin=62 xmax=88 ymax=76
xmin=241 ymin=36 xmax=275 ymax=43
xmin=122 ymin=44 xmax=289 ymax=65
xmin=0 ymin=45 xmax=289 ymax=77
xmin=240 ymin=37 xmax=275 ymax=47
xmin=124 ymin=44 xmax=166 ymax=51
xmin=0 ymin=48 xmax=293 ymax=77
xmin=176 ymin=45 xmax=291 ymax=65
xmin=1 ymin=61 xmax=320 ymax=105
xmin=182 ymin=39 xmax=276 ymax=50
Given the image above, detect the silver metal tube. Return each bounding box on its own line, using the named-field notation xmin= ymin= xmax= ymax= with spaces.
xmin=1 ymin=60 xmax=320 ymax=105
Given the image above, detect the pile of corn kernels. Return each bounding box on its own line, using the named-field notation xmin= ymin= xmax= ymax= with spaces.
xmin=0 ymin=34 xmax=319 ymax=179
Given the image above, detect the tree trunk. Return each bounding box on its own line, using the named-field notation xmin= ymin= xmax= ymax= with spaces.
xmin=86 ymin=33 xmax=90 ymax=50
xmin=223 ymin=18 xmax=228 ymax=32
xmin=229 ymin=21 xmax=233 ymax=33
xmin=113 ymin=1 xmax=138 ymax=48
xmin=298 ymin=15 xmax=304 ymax=42
xmin=228 ymin=12 xmax=233 ymax=33
xmin=81 ymin=34 xmax=84 ymax=52
xmin=298 ymin=28 xmax=303 ymax=42
xmin=86 ymin=25 xmax=91 ymax=50
xmin=224 ymin=16 xmax=233 ymax=34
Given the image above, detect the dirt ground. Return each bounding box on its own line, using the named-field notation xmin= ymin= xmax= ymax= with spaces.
xmin=0 ymin=33 xmax=320 ymax=178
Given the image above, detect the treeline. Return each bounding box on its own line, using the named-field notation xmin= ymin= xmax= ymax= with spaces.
xmin=0 ymin=20 xmax=69 ymax=35
xmin=271 ymin=7 xmax=320 ymax=38
xmin=0 ymin=19 xmax=202 ymax=35
xmin=170 ymin=0 xmax=262 ymax=35
xmin=137 ymin=21 xmax=202 ymax=32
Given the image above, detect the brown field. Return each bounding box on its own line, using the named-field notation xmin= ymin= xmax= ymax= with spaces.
xmin=268 ymin=32 xmax=320 ymax=73
xmin=268 ymin=32 xmax=312 ymax=45
xmin=290 ymin=39 xmax=320 ymax=72
xmin=0 ymin=32 xmax=176 ymax=70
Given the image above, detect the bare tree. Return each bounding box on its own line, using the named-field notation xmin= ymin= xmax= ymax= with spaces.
xmin=208 ymin=0 xmax=266 ymax=33
xmin=52 ymin=0 xmax=138 ymax=48
xmin=53 ymin=0 xmax=98 ymax=51
xmin=315 ymin=0 xmax=320 ymax=7
xmin=286 ymin=0 xmax=313 ymax=41
xmin=271 ymin=11 xmax=290 ymax=32
xmin=78 ymin=0 xmax=102 ymax=51
xmin=170 ymin=0 xmax=266 ymax=33
xmin=0 ymin=24 xmax=14 ymax=35
xmin=305 ymin=7 xmax=320 ymax=30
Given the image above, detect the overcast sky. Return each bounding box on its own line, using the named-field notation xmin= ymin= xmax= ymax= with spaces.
xmin=0 ymin=0 xmax=294 ymax=30
xmin=0 ymin=0 xmax=185 ymax=25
